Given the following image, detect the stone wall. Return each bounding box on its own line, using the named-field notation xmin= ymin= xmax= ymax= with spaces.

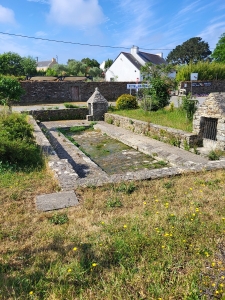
xmin=19 ymin=81 xmax=136 ymax=105
xmin=23 ymin=108 xmax=88 ymax=122
xmin=179 ymin=80 xmax=225 ymax=95
xmin=193 ymin=92 xmax=225 ymax=150
xmin=105 ymin=113 xmax=200 ymax=149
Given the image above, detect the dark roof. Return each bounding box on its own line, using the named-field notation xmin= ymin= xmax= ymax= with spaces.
xmin=121 ymin=52 xmax=143 ymax=69
xmin=138 ymin=51 xmax=166 ymax=65
xmin=120 ymin=51 xmax=166 ymax=70
xmin=37 ymin=61 xmax=52 ymax=68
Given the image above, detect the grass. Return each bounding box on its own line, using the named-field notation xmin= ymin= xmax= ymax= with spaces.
xmin=1 ymin=165 xmax=225 ymax=299
xmin=111 ymin=108 xmax=193 ymax=132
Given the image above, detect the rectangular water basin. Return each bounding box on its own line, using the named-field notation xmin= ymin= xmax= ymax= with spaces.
xmin=58 ymin=126 xmax=168 ymax=175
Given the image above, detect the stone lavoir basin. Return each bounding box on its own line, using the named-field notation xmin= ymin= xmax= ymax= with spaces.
xmin=58 ymin=126 xmax=168 ymax=175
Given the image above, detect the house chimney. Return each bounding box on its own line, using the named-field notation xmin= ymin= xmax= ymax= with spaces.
xmin=131 ymin=45 xmax=139 ymax=55
xmin=52 ymin=58 xmax=56 ymax=62
xmin=156 ymin=53 xmax=163 ymax=58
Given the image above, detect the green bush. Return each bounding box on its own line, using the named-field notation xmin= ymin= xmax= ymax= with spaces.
xmin=0 ymin=113 xmax=44 ymax=169
xmin=180 ymin=93 xmax=198 ymax=120
xmin=176 ymin=61 xmax=225 ymax=81
xmin=64 ymin=103 xmax=79 ymax=108
xmin=116 ymin=94 xmax=138 ymax=110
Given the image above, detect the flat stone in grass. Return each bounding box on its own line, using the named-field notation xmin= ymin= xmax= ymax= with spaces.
xmin=36 ymin=190 xmax=79 ymax=211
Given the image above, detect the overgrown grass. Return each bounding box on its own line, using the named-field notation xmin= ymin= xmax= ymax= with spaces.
xmin=1 ymin=167 xmax=225 ymax=299
xmin=111 ymin=107 xmax=193 ymax=132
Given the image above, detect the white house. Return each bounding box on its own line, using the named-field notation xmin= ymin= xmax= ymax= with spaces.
xmin=105 ymin=46 xmax=166 ymax=82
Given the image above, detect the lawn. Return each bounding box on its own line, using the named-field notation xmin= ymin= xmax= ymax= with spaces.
xmin=111 ymin=108 xmax=193 ymax=132
xmin=1 ymin=166 xmax=225 ymax=299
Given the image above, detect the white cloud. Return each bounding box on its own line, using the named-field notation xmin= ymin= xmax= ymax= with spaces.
xmin=0 ymin=5 xmax=16 ymax=24
xmin=199 ymin=21 xmax=225 ymax=49
xmin=113 ymin=0 xmax=157 ymax=47
xmin=47 ymin=0 xmax=106 ymax=28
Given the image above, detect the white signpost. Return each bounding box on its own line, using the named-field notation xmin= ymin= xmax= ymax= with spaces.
xmin=190 ymin=73 xmax=198 ymax=97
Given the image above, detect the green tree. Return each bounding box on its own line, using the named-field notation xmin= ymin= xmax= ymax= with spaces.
xmin=80 ymin=63 xmax=88 ymax=76
xmin=0 ymin=52 xmax=23 ymax=76
xmin=81 ymin=58 xmax=99 ymax=68
xmin=211 ymin=33 xmax=225 ymax=63
xmin=0 ymin=76 xmax=24 ymax=111
xmin=167 ymin=37 xmax=211 ymax=65
xmin=45 ymin=68 xmax=58 ymax=76
xmin=21 ymin=56 xmax=37 ymax=76
xmin=67 ymin=60 xmax=82 ymax=75
xmin=141 ymin=63 xmax=174 ymax=111
xmin=51 ymin=64 xmax=68 ymax=76
xmin=88 ymin=67 xmax=102 ymax=77
xmin=105 ymin=59 xmax=113 ymax=69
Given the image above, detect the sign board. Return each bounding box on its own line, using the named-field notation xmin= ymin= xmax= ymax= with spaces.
xmin=190 ymin=73 xmax=198 ymax=81
xmin=127 ymin=84 xmax=150 ymax=89
xmin=191 ymin=82 xmax=211 ymax=87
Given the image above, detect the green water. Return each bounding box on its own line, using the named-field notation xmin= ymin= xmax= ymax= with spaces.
xmin=59 ymin=127 xmax=168 ymax=175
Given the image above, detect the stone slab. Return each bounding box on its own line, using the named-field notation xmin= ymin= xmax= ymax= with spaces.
xmin=36 ymin=190 xmax=79 ymax=211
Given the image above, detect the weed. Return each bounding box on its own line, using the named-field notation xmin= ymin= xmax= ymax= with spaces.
xmin=49 ymin=213 xmax=69 ymax=225
xmin=164 ymin=181 xmax=174 ymax=189
xmin=129 ymin=119 xmax=134 ymax=125
xmin=106 ymin=118 xmax=114 ymax=124
xmin=184 ymin=139 xmax=190 ymax=151
xmin=106 ymin=197 xmax=123 ymax=208
xmin=114 ymin=182 xmax=136 ymax=194
xmin=208 ymin=150 xmax=221 ymax=161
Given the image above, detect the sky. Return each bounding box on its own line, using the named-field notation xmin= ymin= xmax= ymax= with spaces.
xmin=0 ymin=0 xmax=225 ymax=65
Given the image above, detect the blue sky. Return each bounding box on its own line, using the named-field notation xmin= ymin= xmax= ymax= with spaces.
xmin=0 ymin=0 xmax=225 ymax=65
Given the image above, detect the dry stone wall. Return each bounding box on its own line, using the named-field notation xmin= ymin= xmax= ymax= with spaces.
xmin=19 ymin=81 xmax=136 ymax=105
xmin=193 ymin=92 xmax=225 ymax=150
xmin=105 ymin=113 xmax=200 ymax=149
xmin=23 ymin=108 xmax=88 ymax=122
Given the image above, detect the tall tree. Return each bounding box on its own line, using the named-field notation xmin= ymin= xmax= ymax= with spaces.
xmin=81 ymin=58 xmax=99 ymax=68
xmin=167 ymin=37 xmax=211 ymax=65
xmin=21 ymin=56 xmax=37 ymax=76
xmin=0 ymin=52 xmax=23 ymax=76
xmin=0 ymin=76 xmax=24 ymax=111
xmin=67 ymin=59 xmax=82 ymax=75
xmin=211 ymin=33 xmax=225 ymax=63
xmin=105 ymin=59 xmax=113 ymax=69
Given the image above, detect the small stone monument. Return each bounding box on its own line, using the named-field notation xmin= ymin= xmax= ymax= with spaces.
xmin=86 ymin=87 xmax=108 ymax=121
xmin=193 ymin=92 xmax=225 ymax=150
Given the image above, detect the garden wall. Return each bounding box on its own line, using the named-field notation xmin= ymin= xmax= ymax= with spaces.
xmin=105 ymin=113 xmax=201 ymax=149
xmin=23 ymin=108 xmax=88 ymax=122
xmin=179 ymin=80 xmax=225 ymax=95
xmin=19 ymin=81 xmax=136 ymax=105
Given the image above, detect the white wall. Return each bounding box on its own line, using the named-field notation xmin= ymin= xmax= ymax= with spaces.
xmin=105 ymin=53 xmax=142 ymax=82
